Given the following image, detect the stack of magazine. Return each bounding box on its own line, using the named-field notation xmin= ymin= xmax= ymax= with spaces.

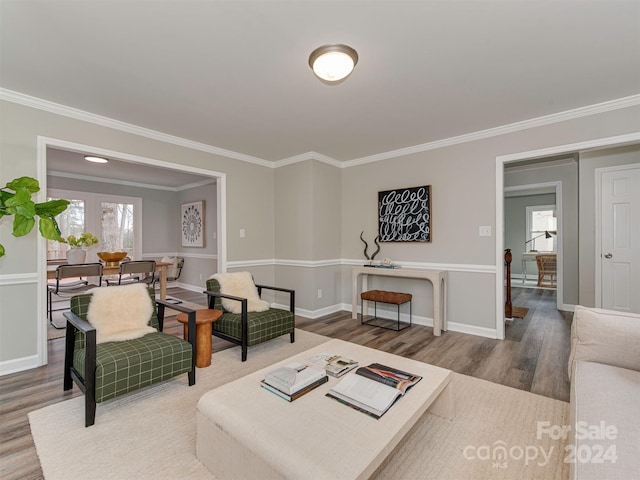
xmin=326 ymin=363 xmax=422 ymax=418
xmin=261 ymin=362 xmax=328 ymax=402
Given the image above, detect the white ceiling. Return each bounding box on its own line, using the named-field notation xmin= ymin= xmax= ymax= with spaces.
xmin=2 ymin=1 xmax=639 ymax=164
xmin=46 ymin=148 xmax=214 ymax=189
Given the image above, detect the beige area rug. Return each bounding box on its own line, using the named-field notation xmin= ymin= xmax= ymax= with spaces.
xmin=47 ymin=298 xmax=206 ymax=340
xmin=29 ymin=330 xmax=570 ymax=480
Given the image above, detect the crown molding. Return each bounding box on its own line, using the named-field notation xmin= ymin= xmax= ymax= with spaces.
xmin=0 ymin=87 xmax=273 ymax=168
xmin=273 ymin=151 xmax=342 ymax=168
xmin=342 ymin=94 xmax=640 ymax=168
xmin=3 ymin=87 xmax=639 ymax=170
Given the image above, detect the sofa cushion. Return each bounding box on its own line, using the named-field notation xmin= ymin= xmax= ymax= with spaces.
xmin=568 ymin=306 xmax=640 ymax=379
xmin=570 ymin=361 xmax=640 ymax=480
xmin=73 ymin=332 xmax=192 ymax=403
xmin=213 ymin=309 xmax=294 ymax=346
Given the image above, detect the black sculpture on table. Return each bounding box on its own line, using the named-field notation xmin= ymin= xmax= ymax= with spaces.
xmin=360 ymin=231 xmax=381 ymax=265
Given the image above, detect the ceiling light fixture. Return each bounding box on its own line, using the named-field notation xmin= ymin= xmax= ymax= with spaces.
xmin=308 ymin=44 xmax=358 ymax=84
xmin=84 ymin=156 xmax=108 ymax=164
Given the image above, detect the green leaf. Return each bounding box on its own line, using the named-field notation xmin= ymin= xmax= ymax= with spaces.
xmin=0 ymin=243 xmax=5 ymax=258
xmin=34 ymin=199 xmax=70 ymax=216
xmin=15 ymin=202 xmax=36 ymax=218
xmin=4 ymin=186 xmax=32 ymax=207
xmin=12 ymin=214 xmax=35 ymax=237
xmin=39 ymin=216 xmax=63 ymax=240
xmin=6 ymin=177 xmax=40 ymax=194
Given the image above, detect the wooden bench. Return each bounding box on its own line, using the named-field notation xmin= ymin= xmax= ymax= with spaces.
xmin=360 ymin=289 xmax=412 ymax=331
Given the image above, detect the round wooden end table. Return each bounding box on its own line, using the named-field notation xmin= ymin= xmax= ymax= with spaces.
xmin=176 ymin=309 xmax=222 ymax=368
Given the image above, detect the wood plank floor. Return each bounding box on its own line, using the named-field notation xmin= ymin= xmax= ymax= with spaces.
xmin=0 ymin=286 xmax=571 ymax=480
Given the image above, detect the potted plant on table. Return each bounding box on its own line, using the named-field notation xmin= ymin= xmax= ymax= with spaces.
xmin=0 ymin=176 xmax=69 ymax=258
xmin=62 ymin=232 xmax=99 ymax=264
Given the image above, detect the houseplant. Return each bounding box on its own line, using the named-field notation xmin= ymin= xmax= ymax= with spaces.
xmin=0 ymin=176 xmax=69 ymax=258
xmin=62 ymin=232 xmax=99 ymax=264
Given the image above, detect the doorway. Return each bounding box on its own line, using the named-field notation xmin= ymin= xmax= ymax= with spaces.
xmin=495 ymin=132 xmax=640 ymax=340
xmin=37 ymin=136 xmax=227 ymax=366
xmin=504 ymin=181 xmax=562 ymax=309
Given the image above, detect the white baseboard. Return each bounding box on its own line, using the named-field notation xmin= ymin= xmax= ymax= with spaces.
xmin=447 ymin=322 xmax=498 ymax=339
xmin=0 ymin=354 xmax=40 ymax=376
xmin=171 ymin=292 xmax=501 ymax=339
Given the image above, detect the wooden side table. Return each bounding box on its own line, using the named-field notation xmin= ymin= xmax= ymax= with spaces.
xmin=176 ymin=309 xmax=222 ymax=368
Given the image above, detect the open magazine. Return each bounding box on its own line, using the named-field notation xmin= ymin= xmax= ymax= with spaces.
xmin=326 ymin=363 xmax=422 ymax=418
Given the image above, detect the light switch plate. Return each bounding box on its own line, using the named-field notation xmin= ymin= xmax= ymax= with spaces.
xmin=479 ymin=226 xmax=492 ymax=237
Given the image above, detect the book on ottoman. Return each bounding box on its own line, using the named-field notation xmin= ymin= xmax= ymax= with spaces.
xmin=261 ymin=362 xmax=328 ymax=401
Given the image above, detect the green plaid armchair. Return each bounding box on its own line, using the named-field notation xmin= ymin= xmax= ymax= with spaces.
xmin=63 ymin=287 xmax=196 ymax=427
xmin=205 ymin=278 xmax=295 ymax=361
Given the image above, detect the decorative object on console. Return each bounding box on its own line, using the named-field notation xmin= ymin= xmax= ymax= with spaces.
xmin=181 ymin=200 xmax=205 ymax=247
xmin=359 ymin=231 xmax=381 ymax=264
xmin=378 ymin=185 xmax=431 ymax=243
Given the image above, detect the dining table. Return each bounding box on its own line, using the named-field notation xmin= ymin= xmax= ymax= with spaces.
xmin=47 ymin=261 xmax=172 ymax=300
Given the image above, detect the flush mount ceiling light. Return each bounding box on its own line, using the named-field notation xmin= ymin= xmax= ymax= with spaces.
xmin=84 ymin=155 xmax=108 ymax=164
xmin=308 ymin=44 xmax=358 ymax=84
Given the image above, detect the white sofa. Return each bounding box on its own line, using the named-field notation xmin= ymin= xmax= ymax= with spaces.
xmin=568 ymin=306 xmax=640 ymax=480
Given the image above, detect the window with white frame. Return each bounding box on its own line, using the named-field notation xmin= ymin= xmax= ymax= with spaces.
xmin=525 ymin=205 xmax=557 ymax=252
xmin=47 ymin=189 xmax=142 ymax=262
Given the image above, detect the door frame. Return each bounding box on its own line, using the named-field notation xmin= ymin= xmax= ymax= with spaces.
xmin=504 ymin=181 xmax=563 ymax=311
xmin=495 ymin=132 xmax=640 ymax=340
xmin=36 ymin=136 xmax=227 ymax=367
xmin=595 ymin=162 xmax=640 ymax=308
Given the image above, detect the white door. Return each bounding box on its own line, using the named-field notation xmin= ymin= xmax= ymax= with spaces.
xmin=600 ymin=165 xmax=640 ymax=313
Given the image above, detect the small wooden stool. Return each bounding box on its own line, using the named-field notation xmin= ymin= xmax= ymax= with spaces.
xmin=176 ymin=309 xmax=222 ymax=368
xmin=360 ymin=290 xmax=412 ymax=331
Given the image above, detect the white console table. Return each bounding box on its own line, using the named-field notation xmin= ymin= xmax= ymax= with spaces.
xmin=351 ymin=266 xmax=448 ymax=335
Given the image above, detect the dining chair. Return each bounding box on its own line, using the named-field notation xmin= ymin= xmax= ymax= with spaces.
xmin=536 ymin=254 xmax=557 ymax=288
xmin=105 ymin=260 xmax=157 ymax=288
xmin=47 ymin=263 xmax=103 ymax=329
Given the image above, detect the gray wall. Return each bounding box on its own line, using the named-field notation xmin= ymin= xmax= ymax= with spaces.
xmin=274 ymin=160 xmax=342 ymax=311
xmin=1 ymin=96 xmax=639 ymax=372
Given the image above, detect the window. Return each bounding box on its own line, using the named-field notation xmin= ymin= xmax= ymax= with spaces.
xmin=47 ymin=189 xmax=142 ymax=261
xmin=525 ymin=205 xmax=557 ymax=252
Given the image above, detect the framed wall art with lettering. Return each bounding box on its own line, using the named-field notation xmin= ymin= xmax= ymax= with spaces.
xmin=181 ymin=200 xmax=205 ymax=247
xmin=378 ymin=185 xmax=431 ymax=242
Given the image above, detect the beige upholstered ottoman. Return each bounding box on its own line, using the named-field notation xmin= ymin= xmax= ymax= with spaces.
xmin=196 ymin=339 xmax=454 ymax=479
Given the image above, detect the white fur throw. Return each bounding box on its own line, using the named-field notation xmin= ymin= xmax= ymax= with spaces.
xmin=210 ymin=272 xmax=269 ymax=314
xmin=87 ymin=283 xmax=156 ymax=344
